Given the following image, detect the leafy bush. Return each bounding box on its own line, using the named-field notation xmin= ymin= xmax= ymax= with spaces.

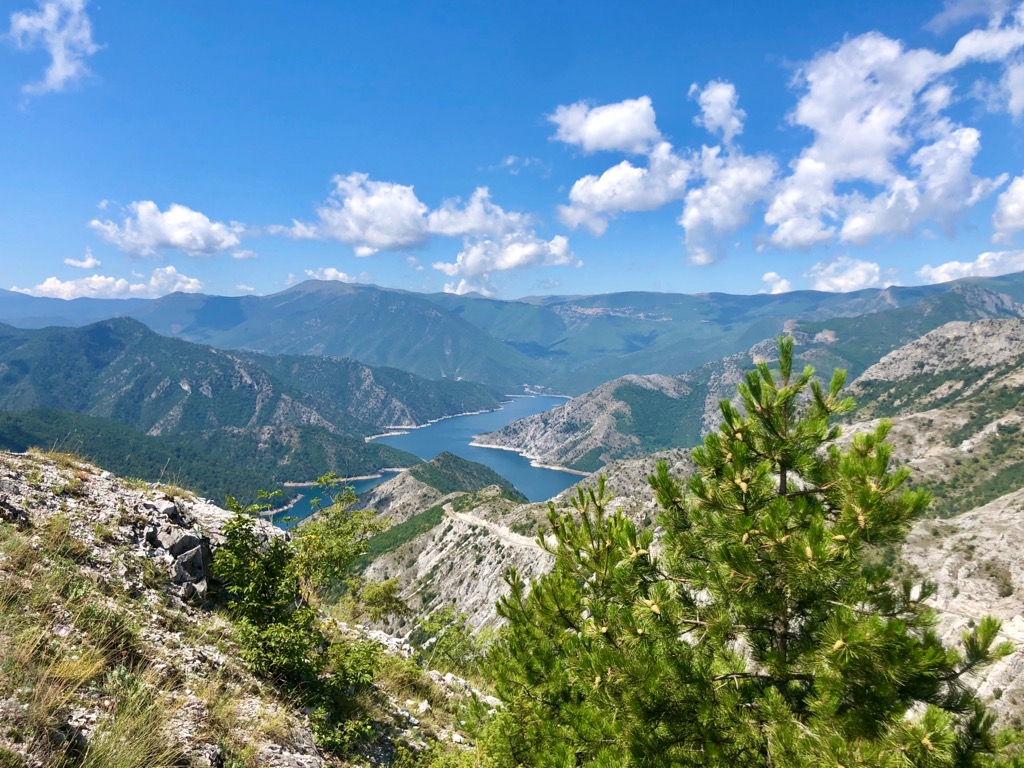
xmin=211 ymin=479 xmax=403 ymax=757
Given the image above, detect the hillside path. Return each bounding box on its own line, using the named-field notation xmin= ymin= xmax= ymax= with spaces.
xmin=446 ymin=505 xmax=547 ymax=552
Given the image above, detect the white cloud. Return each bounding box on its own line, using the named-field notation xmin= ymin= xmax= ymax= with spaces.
xmin=426 ymin=187 xmax=526 ymax=237
xmin=1001 ymin=58 xmax=1024 ymax=115
xmin=9 ymin=0 xmax=99 ymax=95
xmin=63 ymin=246 xmax=99 ymax=269
xmin=304 ymin=267 xmax=356 ymax=282
xmin=765 ymin=14 xmax=1024 ymax=249
xmin=433 ymin=233 xmax=579 ymax=295
xmin=271 ymin=177 xmax=550 ymax=259
xmin=918 ymin=249 xmax=1024 ymax=282
xmin=548 ymin=96 xmax=662 ymax=154
xmin=10 ymin=265 xmax=202 ymax=299
xmin=236 ymin=284 xmax=255 ymax=294
xmin=89 ymin=201 xmax=243 ymax=257
xmin=273 ymin=173 xmax=428 ymax=255
xmin=680 ymin=146 xmax=776 ymax=264
xmin=689 ymin=81 xmax=746 ymax=147
xmin=806 ymin=256 xmax=891 ymax=292
xmin=760 ymin=271 xmax=792 ymax=294
xmin=840 ymin=124 xmax=1005 ymax=243
xmin=928 ymin=0 xmax=1013 ymax=32
xmin=230 ymin=249 xmax=257 ymax=260
xmin=558 ymin=141 xmax=692 ymax=234
xmin=993 ymin=174 xmax=1024 ymax=244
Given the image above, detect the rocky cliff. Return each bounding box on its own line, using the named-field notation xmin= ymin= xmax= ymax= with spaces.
xmin=0 ymin=449 xmax=490 ymax=767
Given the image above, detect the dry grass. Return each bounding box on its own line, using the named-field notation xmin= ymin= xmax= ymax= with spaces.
xmin=0 ymin=520 xmax=182 ymax=767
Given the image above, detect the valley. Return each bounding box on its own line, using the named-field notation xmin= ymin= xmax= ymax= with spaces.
xmin=2 ymin=276 xmax=1024 ymax=765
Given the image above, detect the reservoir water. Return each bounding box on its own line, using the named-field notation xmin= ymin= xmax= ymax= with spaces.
xmin=279 ymin=396 xmax=583 ymax=524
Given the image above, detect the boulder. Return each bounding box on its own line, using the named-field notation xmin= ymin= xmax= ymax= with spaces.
xmin=146 ymin=523 xmax=203 ymax=557
xmin=171 ymin=546 xmax=207 ymax=585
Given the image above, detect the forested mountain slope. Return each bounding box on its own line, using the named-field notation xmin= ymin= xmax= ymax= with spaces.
xmin=0 ymin=318 xmax=506 ymax=500
xmin=5 ymin=273 xmax=1024 ymax=393
xmin=476 ymin=284 xmax=1024 ymax=471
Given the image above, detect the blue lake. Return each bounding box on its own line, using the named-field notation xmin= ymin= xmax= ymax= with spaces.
xmin=277 ymin=396 xmax=583 ymax=524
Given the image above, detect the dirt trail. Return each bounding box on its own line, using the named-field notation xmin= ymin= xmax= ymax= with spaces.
xmin=446 ymin=505 xmax=548 ymax=552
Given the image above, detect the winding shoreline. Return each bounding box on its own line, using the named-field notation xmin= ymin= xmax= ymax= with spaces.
xmin=467 ymin=440 xmax=589 ymax=476
xmin=282 ymin=467 xmax=409 ymax=487
xmin=363 ymin=393 xmax=572 ymax=442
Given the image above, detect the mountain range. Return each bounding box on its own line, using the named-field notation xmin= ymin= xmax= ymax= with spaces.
xmin=5 ymin=272 xmax=1024 ymax=393
xmin=476 ymin=283 xmax=1024 ymax=471
xmin=0 ymin=317 xmax=503 ymax=503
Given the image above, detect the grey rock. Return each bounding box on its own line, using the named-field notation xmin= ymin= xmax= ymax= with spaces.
xmin=142 ymin=498 xmax=185 ymax=525
xmin=182 ymin=578 xmax=208 ymax=602
xmin=171 ymin=546 xmax=207 ymax=584
xmin=150 ymin=524 xmax=203 ymax=557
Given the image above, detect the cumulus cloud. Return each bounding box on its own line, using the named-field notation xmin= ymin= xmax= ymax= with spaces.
xmin=272 ymin=175 xmax=576 ymax=293
xmin=689 ymin=81 xmax=746 ymax=147
xmin=9 ymin=0 xmax=99 ymax=95
xmin=10 ymin=265 xmax=202 ymax=299
xmin=272 ymin=177 xmax=540 ymax=253
xmin=918 ymin=248 xmax=1024 ymax=282
xmin=993 ymin=174 xmax=1024 ymax=244
xmin=558 ymin=142 xmax=692 ymax=234
xmin=89 ymin=201 xmax=243 ymax=257
xmin=548 ymin=96 xmax=662 ymax=154
xmin=765 ymin=14 xmax=1024 ymax=249
xmin=433 ymin=233 xmax=579 ymax=295
xmin=426 ymin=187 xmax=527 ymax=237
xmin=236 ymin=284 xmax=255 ymax=294
xmin=680 ymin=146 xmax=776 ymax=264
xmin=840 ymin=124 xmax=1005 ymax=243
xmin=304 ymin=267 xmax=356 ymax=282
xmin=63 ymin=247 xmax=99 ymax=269
xmin=555 ymin=83 xmax=772 ymax=261
xmin=274 ymin=173 xmax=428 ymax=255
xmin=760 ymin=271 xmax=792 ymax=294
xmin=806 ymin=256 xmax=892 ymax=292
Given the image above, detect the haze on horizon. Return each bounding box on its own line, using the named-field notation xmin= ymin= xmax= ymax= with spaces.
xmin=5 ymin=0 xmax=1024 ymax=301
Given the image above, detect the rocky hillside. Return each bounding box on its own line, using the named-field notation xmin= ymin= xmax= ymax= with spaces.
xmin=358 ymin=319 xmax=1024 ymax=722
xmin=847 ymin=317 xmax=1024 ymax=517
xmin=0 ymin=448 xmax=328 ymax=767
xmin=475 ymin=285 xmax=1024 ymax=473
xmin=902 ymin=487 xmax=1024 ymax=725
xmin=0 ymin=449 xmax=496 ymax=767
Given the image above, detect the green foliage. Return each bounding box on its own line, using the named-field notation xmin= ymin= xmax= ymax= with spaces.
xmin=487 ymin=336 xmax=1015 ymax=767
xmin=611 ymin=381 xmax=705 ymax=454
xmin=409 ymin=607 xmax=484 ymax=678
xmin=291 ymin=474 xmax=388 ymax=602
xmin=361 ymin=505 xmax=446 ymax=563
xmin=211 ymin=480 xmax=404 ymax=758
xmin=409 ymin=452 xmax=527 ymax=501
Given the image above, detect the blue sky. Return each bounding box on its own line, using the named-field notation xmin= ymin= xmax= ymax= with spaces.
xmin=4 ymin=0 xmax=1024 ymax=300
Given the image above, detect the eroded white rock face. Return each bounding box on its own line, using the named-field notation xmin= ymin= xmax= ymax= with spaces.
xmin=859 ymin=319 xmax=1024 ymax=382
xmin=358 ymin=471 xmax=444 ymax=524
xmin=903 ymin=488 xmax=1024 ymax=720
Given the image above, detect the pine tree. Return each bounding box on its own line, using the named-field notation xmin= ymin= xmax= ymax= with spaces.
xmin=487 ymin=336 xmax=1013 ymax=767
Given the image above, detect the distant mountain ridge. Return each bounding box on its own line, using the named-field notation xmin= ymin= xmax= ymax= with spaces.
xmin=475 ymin=283 xmax=1024 ymax=471
xmin=0 ymin=317 xmax=505 ymax=501
xmin=5 ymin=272 xmax=1024 ymax=393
